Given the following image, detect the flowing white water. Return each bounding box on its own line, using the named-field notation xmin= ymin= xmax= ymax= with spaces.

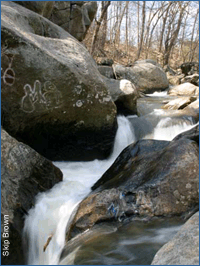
xmin=23 ymin=116 xmax=136 ymax=265
xmin=24 ymin=104 xmax=198 ymax=265
xmin=146 ymin=91 xmax=168 ymax=97
xmin=142 ymin=109 xmax=197 ymax=141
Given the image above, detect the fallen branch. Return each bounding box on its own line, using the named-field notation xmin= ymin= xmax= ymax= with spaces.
xmin=43 ymin=234 xmax=53 ymax=252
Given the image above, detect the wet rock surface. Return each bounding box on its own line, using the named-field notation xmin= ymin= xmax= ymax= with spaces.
xmin=1 ymin=1 xmax=117 ymax=161
xmin=66 ymin=138 xmax=199 ymax=241
xmin=173 ymin=124 xmax=199 ymax=144
xmin=1 ymin=128 xmax=62 ymax=265
xmin=151 ymin=211 xmax=199 ymax=265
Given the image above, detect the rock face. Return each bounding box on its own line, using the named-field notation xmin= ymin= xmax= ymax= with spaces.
xmin=14 ymin=1 xmax=55 ymax=18
xmin=66 ymin=138 xmax=199 ymax=240
xmin=1 ymin=128 xmax=63 ymax=265
xmin=1 ymin=1 xmax=117 ymax=161
xmin=50 ymin=1 xmax=97 ymax=41
xmin=151 ymin=212 xmax=199 ymax=265
xmin=104 ymin=78 xmax=138 ymax=115
xmin=14 ymin=1 xmax=97 ymax=42
xmin=113 ymin=60 xmax=169 ymax=94
xmin=168 ymin=83 xmax=199 ymax=96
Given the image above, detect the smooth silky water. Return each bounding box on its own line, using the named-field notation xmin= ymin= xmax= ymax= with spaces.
xmin=23 ymin=91 xmax=197 ymax=265
xmin=23 ymin=116 xmax=136 ymax=265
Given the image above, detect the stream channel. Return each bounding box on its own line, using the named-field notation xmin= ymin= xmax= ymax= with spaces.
xmin=23 ymin=91 xmax=198 ymax=265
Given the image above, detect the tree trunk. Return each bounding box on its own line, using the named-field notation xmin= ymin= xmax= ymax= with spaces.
xmin=136 ymin=1 xmax=146 ymax=60
xmin=189 ymin=8 xmax=199 ymax=61
xmin=90 ymin=1 xmax=111 ymax=55
xmin=99 ymin=1 xmax=109 ymax=51
xmin=163 ymin=2 xmax=187 ymax=66
xmin=159 ymin=2 xmax=172 ymax=53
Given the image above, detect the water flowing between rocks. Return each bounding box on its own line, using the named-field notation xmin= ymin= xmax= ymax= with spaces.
xmin=23 ymin=92 xmax=197 ymax=265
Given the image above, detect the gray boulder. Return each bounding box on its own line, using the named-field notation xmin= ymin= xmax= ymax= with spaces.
xmin=98 ymin=66 xmax=115 ymax=79
xmin=104 ymin=78 xmax=138 ymax=115
xmin=66 ymin=138 xmax=199 ymax=240
xmin=113 ymin=60 xmax=169 ymax=94
xmin=1 ymin=1 xmax=117 ymax=161
xmin=151 ymin=212 xmax=199 ymax=265
xmin=1 ymin=128 xmax=62 ymax=265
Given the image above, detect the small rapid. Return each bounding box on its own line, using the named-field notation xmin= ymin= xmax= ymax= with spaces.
xmin=23 ymin=116 xmax=135 ymax=265
xmin=142 ymin=109 xmax=198 ymax=141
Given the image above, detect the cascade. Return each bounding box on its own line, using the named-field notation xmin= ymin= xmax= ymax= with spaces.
xmin=23 ymin=92 xmax=197 ymax=265
xmin=23 ymin=116 xmax=135 ymax=265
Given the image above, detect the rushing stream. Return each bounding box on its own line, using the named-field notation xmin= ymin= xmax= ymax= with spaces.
xmin=23 ymin=91 xmax=197 ymax=265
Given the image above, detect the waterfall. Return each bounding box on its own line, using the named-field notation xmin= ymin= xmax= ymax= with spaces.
xmin=23 ymin=116 xmax=136 ymax=265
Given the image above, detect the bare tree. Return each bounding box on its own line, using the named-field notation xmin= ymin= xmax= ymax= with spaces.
xmin=90 ymin=1 xmax=111 ymax=55
xmin=189 ymin=6 xmax=199 ymax=61
xmin=163 ymin=1 xmax=189 ymax=66
xmin=84 ymin=1 xmax=199 ymax=66
xmin=136 ymin=1 xmax=146 ymax=60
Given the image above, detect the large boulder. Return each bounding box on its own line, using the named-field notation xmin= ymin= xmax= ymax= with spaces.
xmin=50 ymin=1 xmax=97 ymax=41
xmin=1 ymin=1 xmax=117 ymax=161
xmin=168 ymin=83 xmax=199 ymax=96
xmin=151 ymin=212 xmax=199 ymax=265
xmin=66 ymin=138 xmax=199 ymax=240
xmin=1 ymin=128 xmax=63 ymax=265
xmin=113 ymin=60 xmax=169 ymax=94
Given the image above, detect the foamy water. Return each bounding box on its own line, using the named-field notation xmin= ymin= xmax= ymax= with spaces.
xmin=23 ymin=116 xmax=135 ymax=265
xmin=143 ymin=109 xmax=197 ymax=141
xmin=146 ymin=91 xmax=168 ymax=97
